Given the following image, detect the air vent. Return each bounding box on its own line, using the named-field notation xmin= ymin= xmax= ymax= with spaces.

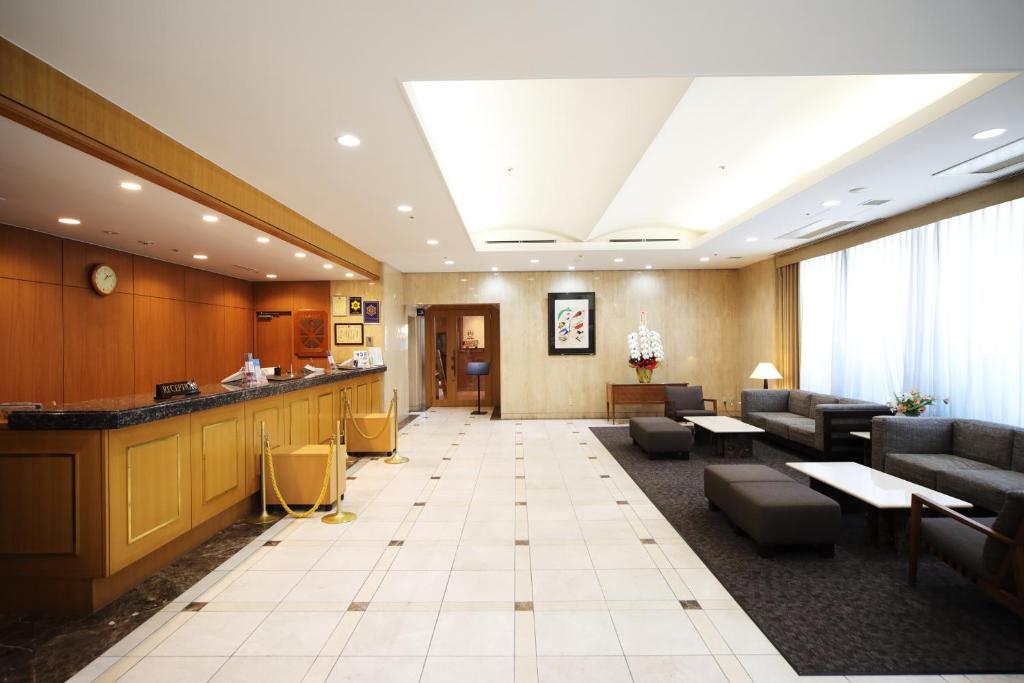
xmin=859 ymin=199 xmax=891 ymax=206
xmin=778 ymin=220 xmax=857 ymax=240
xmin=934 ymin=136 xmax=1024 ymax=176
xmin=727 ymin=256 xmax=744 ymax=260
xmin=484 ymin=239 xmax=557 ymax=244
xmin=232 ymin=264 xmax=259 ymax=273
xmin=608 ymin=238 xmax=680 ymax=243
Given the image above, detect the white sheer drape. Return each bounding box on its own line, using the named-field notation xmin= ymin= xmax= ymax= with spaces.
xmin=800 ymin=197 xmax=1024 ymax=426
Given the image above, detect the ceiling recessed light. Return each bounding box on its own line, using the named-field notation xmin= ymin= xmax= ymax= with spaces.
xmin=294 ymin=252 xmax=306 ymax=258
xmin=568 ymin=265 xmax=576 ymax=270
xmin=426 ymin=239 xmax=439 ymax=245
xmin=337 ymin=133 xmax=361 ymax=147
xmin=58 ymin=217 xmax=80 ymax=225
xmin=397 ymin=204 xmax=413 ymax=213
xmin=345 ymin=272 xmax=355 ymax=278
xmin=193 ymin=254 xmax=208 ymax=260
xmin=821 ymin=200 xmax=840 ymax=207
xmin=323 ymin=264 xmax=334 ymax=270
xmin=120 ymin=181 xmax=141 ymax=191
xmin=490 ymin=266 xmax=498 ymax=272
xmin=529 ymin=258 xmax=540 ymax=264
xmin=613 ymin=257 xmax=624 ymax=263
xmin=745 ymin=237 xmax=758 ymax=242
xmin=699 ymin=257 xmax=710 ymax=262
xmin=644 ymin=265 xmax=652 ymax=270
xmin=265 ymin=273 xmax=277 ymax=279
xmin=973 ymin=128 xmax=1006 ymax=140
xmin=202 ymin=214 xmax=219 ymax=223
xmin=460 ymin=278 xmax=468 ymax=282
xmin=444 ymin=259 xmax=455 ymax=266
xmin=256 ymin=236 xmax=270 ymax=244
xmin=138 ymin=240 xmax=154 ymax=246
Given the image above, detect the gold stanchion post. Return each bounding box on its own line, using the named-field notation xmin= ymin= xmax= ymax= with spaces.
xmin=322 ymin=419 xmax=357 ymax=524
xmin=383 ymin=388 xmax=408 ymax=464
xmin=255 ymin=420 xmax=279 ymax=523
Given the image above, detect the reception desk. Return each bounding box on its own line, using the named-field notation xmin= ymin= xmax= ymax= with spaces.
xmin=0 ymin=366 xmax=385 ymax=615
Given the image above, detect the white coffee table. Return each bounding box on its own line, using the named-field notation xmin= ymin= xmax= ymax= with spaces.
xmin=786 ymin=461 xmax=972 ymax=546
xmin=686 ymin=416 xmax=764 ymax=458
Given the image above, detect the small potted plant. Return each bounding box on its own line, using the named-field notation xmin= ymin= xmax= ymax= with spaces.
xmin=887 ymin=390 xmax=949 ymax=417
xmin=627 ymin=313 xmax=664 ymax=383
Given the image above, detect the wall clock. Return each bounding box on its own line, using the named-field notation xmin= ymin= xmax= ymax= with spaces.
xmin=90 ymin=263 xmax=118 ymax=296
xmin=293 ymin=309 xmax=329 ymax=357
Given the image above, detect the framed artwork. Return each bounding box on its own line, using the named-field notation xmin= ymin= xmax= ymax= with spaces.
xmin=331 ymin=295 xmax=348 ymax=317
xmin=363 ymin=300 xmax=381 ymax=324
xmin=294 ymin=309 xmax=329 ymax=357
xmin=348 ymin=296 xmax=363 ymax=316
xmin=547 ymin=292 xmax=595 ymax=355
xmin=334 ymin=322 xmax=364 ymax=345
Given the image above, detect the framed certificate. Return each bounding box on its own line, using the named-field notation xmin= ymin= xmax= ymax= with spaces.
xmin=331 ymin=295 xmax=348 ymax=317
xmin=334 ymin=322 xmax=364 ymax=345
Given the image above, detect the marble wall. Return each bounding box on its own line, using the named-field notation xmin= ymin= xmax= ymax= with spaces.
xmin=403 ymin=264 xmax=776 ymax=419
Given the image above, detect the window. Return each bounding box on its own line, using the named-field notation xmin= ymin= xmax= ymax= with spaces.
xmin=799 ymin=197 xmax=1024 ymax=426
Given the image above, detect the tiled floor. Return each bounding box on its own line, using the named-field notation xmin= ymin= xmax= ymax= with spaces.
xmin=70 ymin=409 xmax=1020 ymax=683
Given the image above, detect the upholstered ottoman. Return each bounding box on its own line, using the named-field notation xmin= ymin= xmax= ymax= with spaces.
xmin=703 ymin=464 xmax=792 ymax=510
xmin=629 ymin=417 xmax=694 ymax=458
xmin=723 ymin=481 xmax=841 ymax=557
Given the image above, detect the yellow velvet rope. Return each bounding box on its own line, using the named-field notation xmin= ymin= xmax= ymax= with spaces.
xmin=263 ymin=434 xmax=335 ymax=519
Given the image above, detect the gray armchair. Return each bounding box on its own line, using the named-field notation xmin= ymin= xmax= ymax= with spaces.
xmin=909 ymin=490 xmax=1024 ymax=618
xmin=664 ymin=385 xmax=717 ymax=421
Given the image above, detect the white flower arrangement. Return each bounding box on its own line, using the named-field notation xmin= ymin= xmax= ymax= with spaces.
xmin=627 ymin=312 xmax=664 ymax=370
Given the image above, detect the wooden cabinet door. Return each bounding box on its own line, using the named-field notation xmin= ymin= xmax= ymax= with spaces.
xmin=314 ymin=387 xmax=338 ymax=445
xmin=190 ymin=404 xmax=247 ymax=526
xmin=107 ymin=416 xmax=191 ymax=574
xmin=285 ymin=391 xmax=314 ymax=446
xmin=245 ymin=396 xmax=286 ymax=495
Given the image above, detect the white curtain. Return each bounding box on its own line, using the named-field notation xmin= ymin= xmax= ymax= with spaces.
xmin=800 ymin=197 xmax=1024 ymax=426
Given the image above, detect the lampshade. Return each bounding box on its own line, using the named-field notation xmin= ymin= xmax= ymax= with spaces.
xmin=750 ymin=362 xmax=782 ymax=380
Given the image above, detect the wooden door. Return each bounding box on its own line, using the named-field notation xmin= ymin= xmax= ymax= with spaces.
xmin=425 ymin=306 xmax=499 ymax=408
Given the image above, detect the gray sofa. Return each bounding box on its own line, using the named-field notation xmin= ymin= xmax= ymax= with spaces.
xmin=872 ymin=416 xmax=1024 ymax=512
xmin=741 ymin=389 xmax=889 ymax=460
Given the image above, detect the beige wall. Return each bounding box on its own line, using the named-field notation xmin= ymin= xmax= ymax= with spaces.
xmin=331 ymin=265 xmax=409 ymax=421
xmin=735 ymin=259 xmax=777 ymax=406
xmin=404 ymin=266 xmax=774 ymax=419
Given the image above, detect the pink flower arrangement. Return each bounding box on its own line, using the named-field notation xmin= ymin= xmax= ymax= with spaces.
xmin=887 ymin=390 xmax=949 ymax=417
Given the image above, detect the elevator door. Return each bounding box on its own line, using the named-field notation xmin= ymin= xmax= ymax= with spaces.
xmin=425 ymin=306 xmax=498 ymax=408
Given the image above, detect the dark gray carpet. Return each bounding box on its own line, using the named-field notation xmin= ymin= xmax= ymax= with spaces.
xmin=590 ymin=426 xmax=1024 ymax=675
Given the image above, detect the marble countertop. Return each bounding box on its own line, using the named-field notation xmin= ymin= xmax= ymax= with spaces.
xmin=5 ymin=366 xmax=386 ymax=431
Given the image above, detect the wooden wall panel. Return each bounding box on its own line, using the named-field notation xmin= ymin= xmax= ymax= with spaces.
xmin=185 ymin=303 xmax=226 ymax=385
xmin=0 ymin=454 xmax=75 ymax=554
xmin=224 ymin=306 xmax=255 ymax=372
xmin=134 ymin=256 xmax=186 ymax=300
xmin=290 ymin=282 xmax=331 ymax=311
xmin=255 ymin=316 xmax=293 ymax=372
xmin=254 ymin=282 xmax=292 ymax=311
xmin=133 ymin=295 xmax=187 ymax=395
xmin=0 ymin=279 xmax=63 ymax=404
xmin=184 ymin=268 xmax=226 ymax=306
xmin=63 ymin=288 xmax=134 ymax=403
xmin=0 ymin=223 xmax=62 ymax=283
xmin=62 ymin=241 xmax=134 ymax=293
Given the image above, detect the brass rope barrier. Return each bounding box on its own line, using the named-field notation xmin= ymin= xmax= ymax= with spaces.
xmin=343 ymin=388 xmax=406 ymax=465
xmin=323 ymin=419 xmax=357 ymax=524
xmin=255 ymin=421 xmax=279 ymax=524
xmin=263 ymin=429 xmax=336 ymax=519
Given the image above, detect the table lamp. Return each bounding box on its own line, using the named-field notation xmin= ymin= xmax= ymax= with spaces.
xmin=750 ymin=362 xmax=782 ymax=389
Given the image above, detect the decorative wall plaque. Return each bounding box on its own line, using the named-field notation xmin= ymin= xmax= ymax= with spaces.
xmin=294 ymin=309 xmax=329 ymax=357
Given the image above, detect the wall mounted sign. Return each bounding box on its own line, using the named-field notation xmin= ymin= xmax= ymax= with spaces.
xmin=332 ymin=295 xmax=348 ymax=317
xmin=363 ymin=300 xmax=380 ymax=324
xmin=335 ymin=322 xmax=364 ymax=345
xmin=294 ymin=309 xmax=329 ymax=357
xmin=348 ymin=296 xmax=363 ymax=316
xmin=548 ymin=292 xmax=596 ymax=355
xmin=154 ymin=379 xmax=200 ymax=400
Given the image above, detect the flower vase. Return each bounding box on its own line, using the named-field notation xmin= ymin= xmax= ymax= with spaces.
xmin=635 ymin=367 xmax=653 ymax=383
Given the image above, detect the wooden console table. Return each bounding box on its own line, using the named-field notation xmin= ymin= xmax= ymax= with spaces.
xmin=605 ymin=382 xmax=688 ymax=423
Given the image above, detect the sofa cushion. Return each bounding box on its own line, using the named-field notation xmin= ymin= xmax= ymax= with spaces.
xmin=938 ymin=469 xmax=1024 ymax=513
xmin=922 ymin=516 xmax=996 ymax=581
xmin=984 ymin=490 xmax=1024 ymax=575
xmin=953 ymin=420 xmax=1016 ymax=469
xmin=764 ymin=414 xmax=810 ymax=440
xmin=788 ymin=421 xmax=817 ymax=448
xmin=745 ymin=412 xmax=792 ymax=430
xmin=885 ymin=453 xmax=996 ymax=489
xmin=787 ymin=391 xmax=814 ymax=418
